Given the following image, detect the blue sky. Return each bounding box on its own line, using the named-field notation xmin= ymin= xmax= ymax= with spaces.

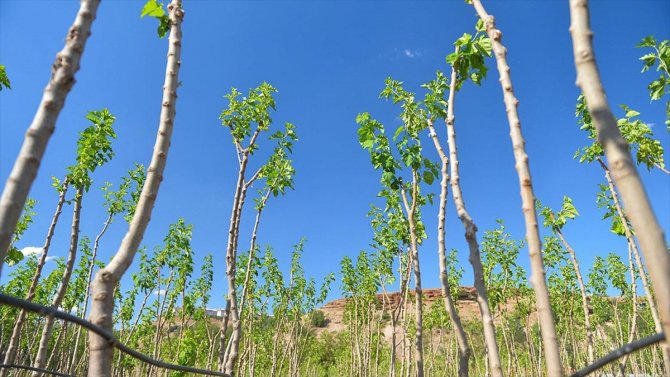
xmin=1 ymin=0 xmax=669 ymax=309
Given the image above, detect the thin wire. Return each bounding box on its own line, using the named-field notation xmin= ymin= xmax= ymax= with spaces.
xmin=0 ymin=364 xmax=74 ymax=377
xmin=570 ymin=332 xmax=666 ymax=377
xmin=0 ymin=293 xmax=230 ymax=377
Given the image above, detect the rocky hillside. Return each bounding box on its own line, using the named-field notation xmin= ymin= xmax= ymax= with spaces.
xmin=317 ymin=287 xmax=482 ymax=333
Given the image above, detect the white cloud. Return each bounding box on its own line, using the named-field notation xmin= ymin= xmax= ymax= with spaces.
xmin=45 ymin=256 xmax=57 ymax=262
xmin=403 ymin=49 xmax=420 ymax=58
xmin=21 ymin=246 xmax=43 ymax=256
xmin=153 ymin=289 xmax=167 ymax=296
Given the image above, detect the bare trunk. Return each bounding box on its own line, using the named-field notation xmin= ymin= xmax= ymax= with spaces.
xmin=443 ymin=60 xmax=505 ymax=377
xmin=569 ymin=3 xmax=670 ymax=374
xmin=221 ymin=169 xmax=249 ymax=374
xmin=87 ymin=2 xmax=184 ymax=375
xmin=32 ymin=188 xmax=83 ymax=375
xmin=0 ymin=181 xmax=69 ymax=376
xmin=470 ymin=1 xmax=563 ymax=375
xmin=400 ymin=179 xmax=423 ymax=377
xmin=0 ymin=0 xmax=100 ymax=274
xmin=427 ymin=120 xmax=471 ymax=377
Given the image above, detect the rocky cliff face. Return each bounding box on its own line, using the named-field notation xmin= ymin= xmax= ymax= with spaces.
xmin=317 ymin=287 xmax=481 ymax=334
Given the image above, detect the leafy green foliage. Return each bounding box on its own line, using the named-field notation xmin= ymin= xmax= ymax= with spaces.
xmin=67 ymin=109 xmax=117 ymax=191
xmin=221 ymin=83 xmax=278 ymax=145
xmin=637 ymin=36 xmax=670 ymax=130
xmin=260 ymin=122 xmax=298 ymax=197
xmin=310 ymin=310 xmax=328 ymax=328
xmin=445 ymin=25 xmax=492 ymax=89
xmin=481 ymin=220 xmax=527 ymax=311
xmin=575 ymin=95 xmax=665 ymax=171
xmin=6 ymin=198 xmax=37 ymax=266
xmin=538 ymin=196 xmax=579 ymax=232
xmin=102 ymin=164 xmax=146 ymax=222
xmin=140 ymin=0 xmax=171 ymax=38
xmin=596 ymin=184 xmax=629 ymax=236
xmin=0 ymin=64 xmax=11 ymax=91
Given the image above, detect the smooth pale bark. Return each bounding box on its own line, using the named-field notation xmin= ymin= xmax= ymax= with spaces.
xmin=400 ymin=179 xmax=424 ymax=377
xmin=426 ymin=120 xmax=471 ymax=377
xmin=597 ymin=157 xmax=670 ymax=371
xmin=0 ymin=181 xmax=69 ymax=377
xmin=470 ymin=1 xmax=562 ymax=376
xmin=87 ymin=2 xmax=184 ymax=376
xmin=220 ymin=166 xmax=248 ymax=372
xmin=569 ymin=3 xmax=670 ymax=372
xmin=32 ymin=189 xmax=83 ymax=375
xmin=443 ymin=62 xmax=504 ymax=377
xmin=0 ymin=0 xmax=100 ymax=275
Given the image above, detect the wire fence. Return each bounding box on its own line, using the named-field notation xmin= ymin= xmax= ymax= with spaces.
xmin=0 ymin=292 xmax=666 ymax=376
xmin=0 ymin=293 xmax=230 ymax=377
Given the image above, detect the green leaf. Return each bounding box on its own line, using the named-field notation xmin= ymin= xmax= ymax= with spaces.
xmin=0 ymin=64 xmax=11 ymax=91
xmin=422 ymin=170 xmax=434 ymax=185
xmin=157 ymin=16 xmax=171 ymax=38
xmin=140 ymin=0 xmax=165 ymax=18
xmin=636 ymin=35 xmax=656 ymax=48
xmin=477 ymin=37 xmax=492 ymax=57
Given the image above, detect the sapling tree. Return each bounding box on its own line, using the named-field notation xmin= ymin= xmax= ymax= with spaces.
xmin=0 ymin=0 xmax=101 ymax=273
xmin=569 ymin=2 xmax=670 ymax=367
xmin=358 ymin=78 xmax=439 ymax=376
xmin=217 ymin=82 xmax=298 ymax=374
xmin=239 ymin=124 xmax=297 ymax=316
xmin=637 ymin=36 xmax=670 ymax=130
xmin=538 ymin=197 xmax=594 ymax=364
xmin=481 ymin=220 xmax=528 ymax=375
xmin=425 ymin=22 xmax=504 ymax=377
xmin=576 ymin=94 xmax=670 ymax=371
xmin=469 ymin=1 xmax=562 ymax=375
xmin=368 ymin=200 xmax=410 ymax=377
xmin=88 ymin=1 xmax=184 ymax=375
xmin=32 ymin=108 xmax=116 ymax=374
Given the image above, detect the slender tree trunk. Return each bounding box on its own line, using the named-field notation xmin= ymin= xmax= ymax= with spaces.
xmin=442 ymin=61 xmax=505 ymax=377
xmin=427 ymin=120 xmax=471 ymax=377
xmin=470 ymin=2 xmax=563 ymax=376
xmin=221 ymin=166 xmax=248 ymax=373
xmin=32 ymin=188 xmax=83 ymax=375
xmin=87 ymin=2 xmax=184 ymax=375
xmin=400 ymin=179 xmax=424 ymax=377
xmin=569 ymin=3 xmax=670 ymax=373
xmin=554 ymin=229 xmax=594 ymax=364
xmin=0 ymin=0 xmax=100 ymax=273
xmin=0 ymin=181 xmax=69 ymax=376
